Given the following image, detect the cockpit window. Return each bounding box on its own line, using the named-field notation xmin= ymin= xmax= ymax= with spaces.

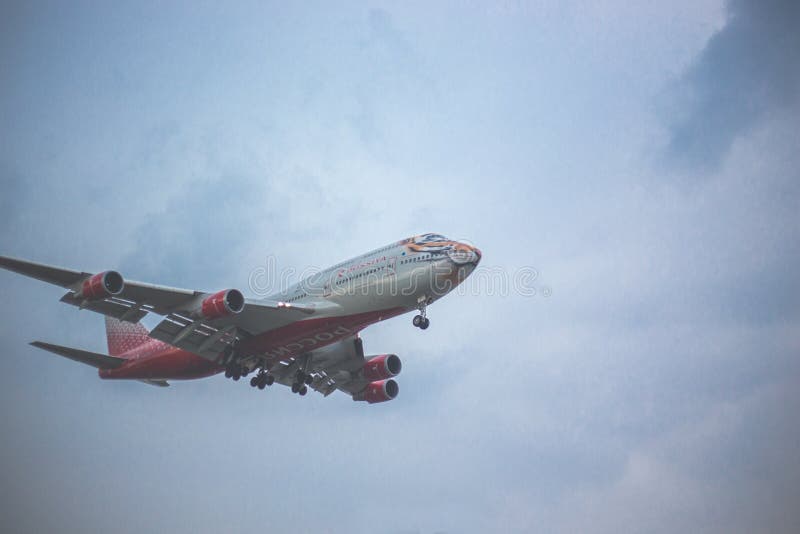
xmin=423 ymin=233 xmax=448 ymax=241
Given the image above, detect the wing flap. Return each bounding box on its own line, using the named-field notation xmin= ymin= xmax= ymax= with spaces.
xmin=59 ymin=293 xmax=150 ymax=323
xmin=30 ymin=341 xmax=126 ymax=369
xmin=149 ymin=314 xmax=241 ymax=361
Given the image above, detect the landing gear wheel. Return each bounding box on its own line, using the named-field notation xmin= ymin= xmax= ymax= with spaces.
xmin=304 ymin=374 xmax=313 ymax=385
xmin=420 ymin=317 xmax=430 ymax=330
xmin=265 ymin=374 xmax=275 ymax=386
xmin=257 ymin=381 xmax=266 ymax=390
xmin=225 ymin=368 xmax=232 ymax=378
xmin=250 ymin=376 xmax=258 ymax=387
xmin=299 ymin=385 xmax=308 ymax=396
xmin=291 ymin=382 xmax=300 ymax=393
xmin=413 ymin=314 xmax=423 ymax=327
xmin=232 ymin=373 xmax=240 ymax=381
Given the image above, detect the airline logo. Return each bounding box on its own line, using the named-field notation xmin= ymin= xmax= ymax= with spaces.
xmin=337 ymin=255 xmax=388 ymax=277
xmin=263 ymin=325 xmax=352 ymax=360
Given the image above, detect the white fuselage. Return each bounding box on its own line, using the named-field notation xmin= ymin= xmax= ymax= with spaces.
xmin=269 ymin=234 xmax=481 ymax=319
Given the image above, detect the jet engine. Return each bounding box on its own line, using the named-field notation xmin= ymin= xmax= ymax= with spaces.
xmin=79 ymin=271 xmax=124 ymax=300
xmin=199 ymin=289 xmax=245 ymax=319
xmin=363 ymin=354 xmax=402 ymax=381
xmin=354 ymin=379 xmax=399 ymax=403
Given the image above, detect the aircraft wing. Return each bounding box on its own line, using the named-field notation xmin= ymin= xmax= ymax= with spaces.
xmin=1 ymin=256 xmax=339 ymax=362
xmin=0 ymin=256 xmax=195 ymax=321
xmin=144 ymin=298 xmax=343 ymax=362
xmin=267 ymin=336 xmax=382 ymax=399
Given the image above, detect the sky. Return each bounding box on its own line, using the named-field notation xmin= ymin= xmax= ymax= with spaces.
xmin=0 ymin=1 xmax=798 ymax=532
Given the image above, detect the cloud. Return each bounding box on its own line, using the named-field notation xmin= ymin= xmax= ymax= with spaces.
xmin=1 ymin=2 xmax=799 ymax=533
xmin=663 ymin=0 xmax=800 ymax=170
xmin=538 ymin=378 xmax=800 ymax=533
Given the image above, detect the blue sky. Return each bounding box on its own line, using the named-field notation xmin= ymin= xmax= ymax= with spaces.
xmin=1 ymin=1 xmax=798 ymax=533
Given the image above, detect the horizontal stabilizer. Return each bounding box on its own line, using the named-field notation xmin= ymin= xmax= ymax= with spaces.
xmin=30 ymin=341 xmax=126 ymax=370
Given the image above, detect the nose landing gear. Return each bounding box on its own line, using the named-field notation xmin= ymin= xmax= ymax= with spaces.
xmin=412 ymin=300 xmax=431 ymax=330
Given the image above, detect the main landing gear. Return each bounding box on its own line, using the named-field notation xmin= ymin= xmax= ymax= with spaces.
xmin=224 ymin=362 xmax=249 ymax=381
xmin=249 ymin=370 xmax=275 ymax=390
xmin=223 ymin=346 xmax=312 ymax=397
xmin=249 ymin=370 xmax=308 ymax=395
xmin=222 ymin=344 xmax=250 ymax=381
xmin=291 ymin=370 xmax=311 ymax=396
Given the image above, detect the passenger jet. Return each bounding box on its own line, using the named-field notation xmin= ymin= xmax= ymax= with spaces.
xmin=0 ymin=234 xmax=481 ymax=403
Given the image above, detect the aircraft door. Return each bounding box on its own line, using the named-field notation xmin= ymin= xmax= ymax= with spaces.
xmin=323 ymin=280 xmax=332 ymax=298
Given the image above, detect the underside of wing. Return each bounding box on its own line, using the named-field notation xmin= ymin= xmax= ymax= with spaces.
xmin=0 ymin=256 xmax=86 ymax=287
xmin=266 ymin=335 xmax=366 ymax=396
xmin=264 ymin=336 xmax=401 ymax=403
xmin=1 ymin=255 xmax=340 ymax=362
xmin=147 ymin=299 xmax=340 ymax=361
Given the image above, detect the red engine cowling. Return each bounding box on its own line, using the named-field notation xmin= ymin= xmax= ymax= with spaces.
xmin=356 ymin=379 xmax=399 ymax=404
xmin=80 ymin=271 xmax=124 ymax=300
xmin=363 ymin=354 xmax=402 ymax=381
xmin=199 ymin=289 xmax=245 ymax=319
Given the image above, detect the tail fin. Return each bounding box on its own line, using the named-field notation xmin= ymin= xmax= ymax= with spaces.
xmin=105 ymin=316 xmax=151 ymax=356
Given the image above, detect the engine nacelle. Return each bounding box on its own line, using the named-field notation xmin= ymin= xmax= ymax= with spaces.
xmin=354 ymin=379 xmax=399 ymax=404
xmin=198 ymin=289 xmax=245 ymax=319
xmin=79 ymin=271 xmax=124 ymax=300
xmin=363 ymin=354 xmax=402 ymax=381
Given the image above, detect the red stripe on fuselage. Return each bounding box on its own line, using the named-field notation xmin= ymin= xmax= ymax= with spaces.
xmin=99 ymin=340 xmax=221 ymax=381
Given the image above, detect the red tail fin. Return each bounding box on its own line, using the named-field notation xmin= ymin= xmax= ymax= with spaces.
xmin=105 ymin=316 xmax=151 ymax=356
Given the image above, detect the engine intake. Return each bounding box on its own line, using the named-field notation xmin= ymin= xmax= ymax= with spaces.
xmin=200 ymin=289 xmax=245 ymax=319
xmin=363 ymin=354 xmax=402 ymax=381
xmin=80 ymin=271 xmax=124 ymax=300
xmin=354 ymin=379 xmax=399 ymax=404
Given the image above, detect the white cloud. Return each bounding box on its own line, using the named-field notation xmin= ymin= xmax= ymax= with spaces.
xmin=0 ymin=2 xmax=798 ymax=533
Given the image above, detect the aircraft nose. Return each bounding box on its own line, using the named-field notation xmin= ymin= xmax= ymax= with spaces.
xmin=464 ymin=243 xmax=481 ymax=265
xmin=448 ymin=241 xmax=482 ymax=265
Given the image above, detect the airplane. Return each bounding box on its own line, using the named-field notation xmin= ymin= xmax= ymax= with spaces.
xmin=0 ymin=233 xmax=481 ymax=403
